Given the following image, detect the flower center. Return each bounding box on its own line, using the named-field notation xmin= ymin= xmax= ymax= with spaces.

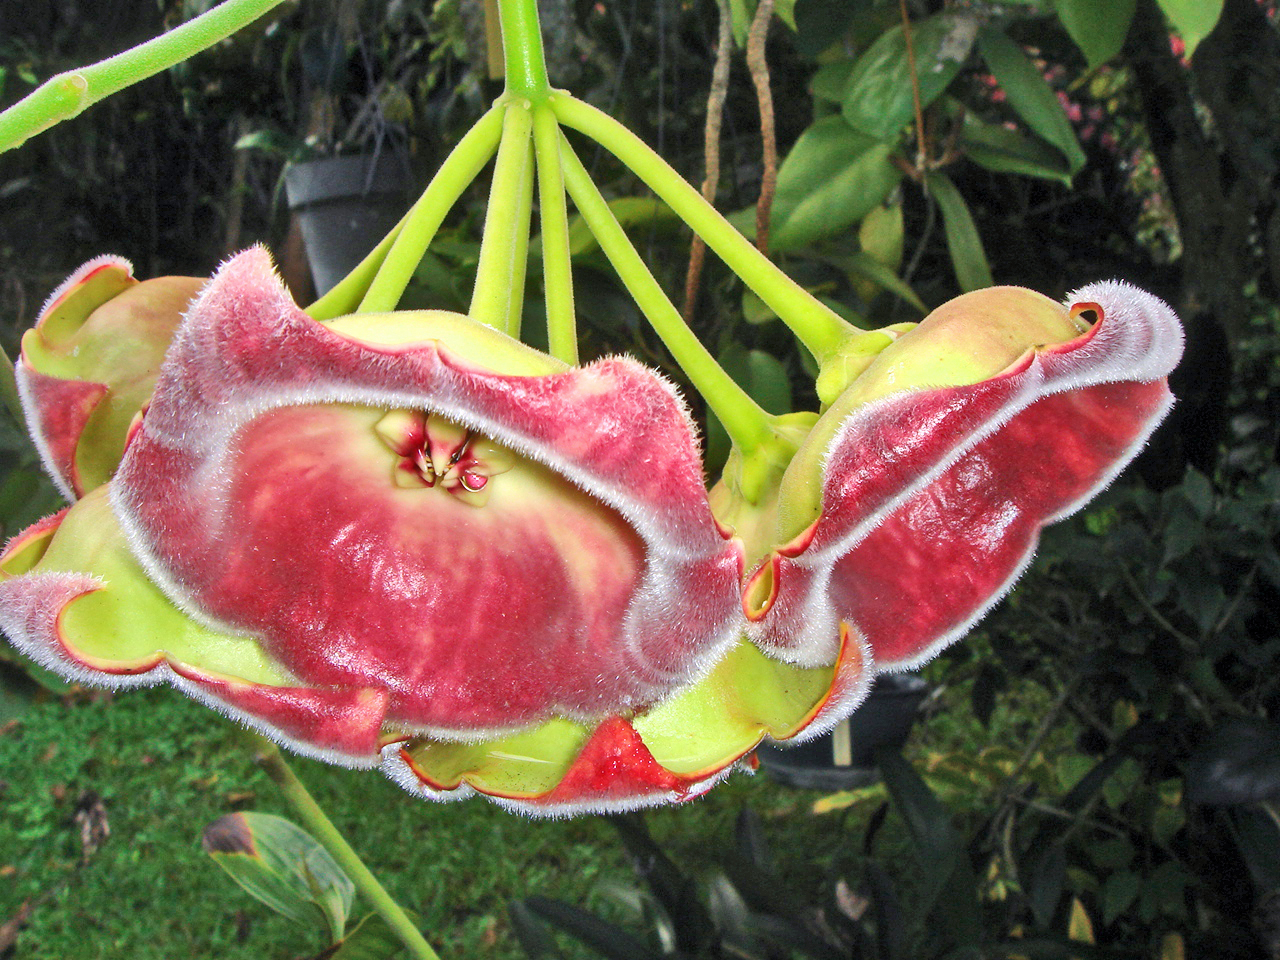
xmin=373 ymin=409 xmax=514 ymax=507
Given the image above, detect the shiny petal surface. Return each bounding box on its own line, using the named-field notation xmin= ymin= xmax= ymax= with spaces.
xmin=747 ymin=281 xmax=1184 ymax=667
xmin=17 ymin=256 xmax=202 ymax=497
xmin=111 ymin=248 xmax=744 ymax=740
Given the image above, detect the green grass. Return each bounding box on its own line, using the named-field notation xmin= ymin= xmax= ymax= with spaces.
xmin=0 ymin=686 xmax=858 ymax=959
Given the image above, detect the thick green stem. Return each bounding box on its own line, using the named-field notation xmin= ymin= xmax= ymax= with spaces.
xmin=551 ymin=94 xmax=855 ymax=363
xmin=252 ymin=738 xmax=440 ymax=960
xmin=0 ymin=0 xmax=289 ymax=154
xmin=558 ymin=133 xmax=771 ymax=454
xmin=532 ymin=105 xmax=579 ymax=364
xmin=470 ymin=102 xmax=535 ymax=336
xmin=495 ymin=0 xmax=552 ymax=100
xmin=354 ymin=105 xmax=505 ymax=315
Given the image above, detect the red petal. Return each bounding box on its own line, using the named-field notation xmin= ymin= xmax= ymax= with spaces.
xmin=751 ymin=281 xmax=1183 ymax=667
xmin=503 ymin=717 xmax=722 ymax=814
xmin=0 ymin=546 xmax=388 ymax=766
xmin=171 ymin=665 xmax=390 ymax=764
xmin=113 ymin=248 xmax=743 ymax=737
xmin=17 ymin=365 xmax=108 ymax=498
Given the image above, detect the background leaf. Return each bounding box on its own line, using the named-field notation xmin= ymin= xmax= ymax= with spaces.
xmin=976 ymin=26 xmax=1085 ymax=176
xmin=769 ymin=116 xmax=901 ymax=250
xmin=841 ymin=12 xmax=978 ymax=142
xmin=1184 ymin=718 xmax=1280 ymax=805
xmin=518 ymin=896 xmax=657 ymax=960
xmin=923 ymin=172 xmax=993 ymax=291
xmin=876 ymin=750 xmax=983 ymax=948
xmin=1053 ymin=0 xmax=1137 ymax=67
xmin=203 ymin=811 xmax=355 ymax=942
xmin=1154 ymin=0 xmax=1225 ymax=57
xmin=331 ymin=911 xmax=415 ymax=960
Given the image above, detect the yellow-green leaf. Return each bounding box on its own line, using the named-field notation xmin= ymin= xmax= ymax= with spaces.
xmin=1155 ymin=0 xmax=1224 ymax=57
xmin=924 ymin=172 xmax=993 ymax=291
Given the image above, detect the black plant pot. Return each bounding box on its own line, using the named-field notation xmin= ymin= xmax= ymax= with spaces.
xmin=756 ymin=673 xmax=929 ymax=790
xmin=284 ymin=154 xmax=413 ymax=295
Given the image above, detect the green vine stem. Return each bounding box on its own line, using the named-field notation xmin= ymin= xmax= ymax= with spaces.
xmin=354 ymin=105 xmax=506 ymax=315
xmin=532 ymin=105 xmax=579 ymax=364
xmin=551 ymin=94 xmax=856 ymax=363
xmin=495 ymin=0 xmax=552 ymax=102
xmin=251 ymin=736 xmax=441 ymax=960
xmin=558 ymin=132 xmax=772 ymax=455
xmin=0 ymin=0 xmax=291 ymax=154
xmin=469 ymin=102 xmax=536 ymax=336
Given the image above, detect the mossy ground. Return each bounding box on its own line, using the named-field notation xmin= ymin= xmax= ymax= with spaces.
xmin=0 ymin=685 xmax=856 ymax=959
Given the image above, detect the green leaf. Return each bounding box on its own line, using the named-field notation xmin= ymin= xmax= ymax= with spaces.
xmin=0 ymin=342 xmax=22 ymax=426
xmin=0 ymin=465 xmax=63 ymax=541
xmin=792 ymin=0 xmax=865 ymax=50
xmin=774 ymin=0 xmax=797 ymax=30
xmin=976 ymin=26 xmax=1085 ymax=176
xmin=331 ymin=911 xmax=412 ymax=960
xmin=842 ymin=12 xmax=978 ymax=142
xmin=770 ymin=115 xmax=902 ymax=250
xmin=1180 ymin=468 xmax=1215 ymax=519
xmin=858 ymin=198 xmax=905 ymax=273
xmin=810 ymin=60 xmax=855 ymax=104
xmin=1154 ymin=0 xmax=1223 ymax=57
xmin=961 ymin=115 xmax=1075 ymax=185
xmin=1053 ymin=0 xmax=1137 ymax=67
xmin=235 ymin=128 xmax=309 ymax=159
xmin=741 ymin=288 xmax=777 ymax=324
xmin=203 ymin=811 xmax=355 ymax=942
xmin=876 ymin=750 xmax=982 ymax=946
xmin=1101 ymin=870 xmax=1140 ymax=925
xmin=730 ymin=0 xmax=751 ymax=46
xmin=923 ymin=172 xmax=993 ymax=291
xmin=830 ymin=252 xmax=927 ymax=313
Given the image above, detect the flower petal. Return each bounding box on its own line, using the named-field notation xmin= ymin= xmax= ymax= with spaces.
xmin=748 ymin=281 xmax=1184 ymax=667
xmin=0 ymin=490 xmax=390 ymax=764
xmin=17 ymin=255 xmax=202 ymax=497
xmin=377 ymin=625 xmax=872 ymax=816
xmin=111 ymin=248 xmax=744 ymax=739
xmin=386 ymin=716 xmax=733 ymax=816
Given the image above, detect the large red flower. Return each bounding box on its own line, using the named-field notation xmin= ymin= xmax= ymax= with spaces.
xmin=0 ymin=249 xmax=745 ymax=809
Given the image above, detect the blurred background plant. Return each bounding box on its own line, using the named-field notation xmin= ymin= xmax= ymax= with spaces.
xmin=2 ymin=0 xmax=1279 ymax=957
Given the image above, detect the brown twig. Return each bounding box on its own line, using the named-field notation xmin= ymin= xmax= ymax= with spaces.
xmin=898 ymin=0 xmax=927 ymax=170
xmin=746 ymin=0 xmax=777 ymax=257
xmin=682 ymin=0 xmax=733 ymax=322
